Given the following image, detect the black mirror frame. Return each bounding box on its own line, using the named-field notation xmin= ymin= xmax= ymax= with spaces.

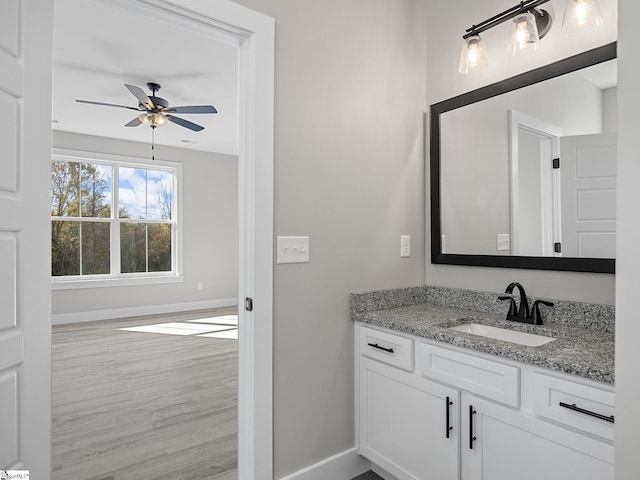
xmin=430 ymin=42 xmax=616 ymax=274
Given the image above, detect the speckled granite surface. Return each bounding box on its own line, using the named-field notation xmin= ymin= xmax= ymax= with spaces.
xmin=351 ymin=286 xmax=615 ymax=384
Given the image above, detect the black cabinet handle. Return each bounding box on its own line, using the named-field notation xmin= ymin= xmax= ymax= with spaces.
xmin=469 ymin=405 xmax=477 ymax=449
xmin=559 ymin=402 xmax=615 ymax=423
xmin=446 ymin=396 xmax=453 ymax=438
xmin=367 ymin=342 xmax=394 ymax=354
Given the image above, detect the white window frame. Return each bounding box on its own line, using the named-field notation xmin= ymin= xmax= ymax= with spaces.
xmin=51 ymin=148 xmax=184 ymax=290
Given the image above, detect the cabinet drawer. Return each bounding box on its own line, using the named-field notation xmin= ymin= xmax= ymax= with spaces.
xmin=417 ymin=342 xmax=520 ymax=407
xmin=359 ymin=326 xmax=413 ymax=371
xmin=532 ymin=373 xmax=614 ymax=441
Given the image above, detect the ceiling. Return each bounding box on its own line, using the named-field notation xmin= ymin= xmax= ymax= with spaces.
xmin=52 ymin=0 xmax=239 ymax=156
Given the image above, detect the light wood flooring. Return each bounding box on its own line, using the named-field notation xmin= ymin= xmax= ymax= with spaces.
xmin=52 ymin=308 xmax=239 ymax=480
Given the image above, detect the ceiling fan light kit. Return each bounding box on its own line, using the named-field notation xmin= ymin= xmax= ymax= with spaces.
xmin=75 ymin=82 xmax=218 ymax=159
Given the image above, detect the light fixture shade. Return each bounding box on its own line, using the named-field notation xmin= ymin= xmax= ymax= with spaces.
xmin=507 ymin=12 xmax=540 ymax=56
xmin=458 ymin=35 xmax=489 ymax=75
xmin=563 ymin=0 xmax=603 ymax=30
xmin=139 ymin=112 xmax=168 ymax=127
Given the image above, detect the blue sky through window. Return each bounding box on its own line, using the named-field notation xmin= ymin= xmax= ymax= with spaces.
xmin=119 ymin=167 xmax=173 ymax=220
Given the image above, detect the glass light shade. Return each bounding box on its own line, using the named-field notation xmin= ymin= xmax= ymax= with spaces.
xmin=507 ymin=12 xmax=540 ymax=56
xmin=139 ymin=112 xmax=168 ymax=127
xmin=563 ymin=0 xmax=603 ymax=30
xmin=458 ymin=35 xmax=489 ymax=75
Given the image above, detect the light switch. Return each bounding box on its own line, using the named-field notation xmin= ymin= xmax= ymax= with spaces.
xmin=401 ymin=235 xmax=411 ymax=257
xmin=497 ymin=234 xmax=510 ymax=251
xmin=277 ymin=236 xmax=310 ymax=264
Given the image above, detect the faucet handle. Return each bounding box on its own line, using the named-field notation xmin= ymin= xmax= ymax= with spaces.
xmin=531 ymin=300 xmax=554 ymax=325
xmin=498 ymin=295 xmax=518 ymax=317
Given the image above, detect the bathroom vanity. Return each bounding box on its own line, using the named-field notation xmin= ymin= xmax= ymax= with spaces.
xmin=352 ymin=286 xmax=614 ymax=480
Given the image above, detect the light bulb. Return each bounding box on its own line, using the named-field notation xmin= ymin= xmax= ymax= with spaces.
xmin=507 ymin=12 xmax=540 ymax=56
xmin=563 ymin=0 xmax=603 ymax=30
xmin=139 ymin=113 xmax=168 ymax=127
xmin=458 ymin=35 xmax=489 ymax=75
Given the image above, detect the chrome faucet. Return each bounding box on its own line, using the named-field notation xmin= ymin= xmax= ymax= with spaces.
xmin=498 ymin=282 xmax=554 ymax=325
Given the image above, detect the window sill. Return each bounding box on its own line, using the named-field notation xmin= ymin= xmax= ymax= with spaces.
xmin=51 ymin=275 xmax=184 ymax=290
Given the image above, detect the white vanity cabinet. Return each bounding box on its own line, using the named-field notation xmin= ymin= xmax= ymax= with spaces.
xmin=355 ymin=324 xmax=614 ymax=480
xmin=462 ymin=394 xmax=613 ymax=480
xmin=357 ymin=325 xmax=459 ymax=479
xmin=359 ymin=357 xmax=459 ymax=480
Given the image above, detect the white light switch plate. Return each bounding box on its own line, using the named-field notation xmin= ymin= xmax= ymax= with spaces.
xmin=277 ymin=236 xmax=310 ymax=264
xmin=401 ymin=235 xmax=411 ymax=257
xmin=497 ymin=234 xmax=510 ymax=251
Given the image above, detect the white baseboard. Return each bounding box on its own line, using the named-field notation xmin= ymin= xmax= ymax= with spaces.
xmin=51 ymin=297 xmax=238 ymax=325
xmin=279 ymin=448 xmax=370 ymax=480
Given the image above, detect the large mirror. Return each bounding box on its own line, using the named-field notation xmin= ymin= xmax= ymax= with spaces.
xmin=430 ymin=42 xmax=616 ymax=273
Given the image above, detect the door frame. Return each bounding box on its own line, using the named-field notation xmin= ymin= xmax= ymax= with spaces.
xmin=509 ymin=110 xmax=562 ymax=257
xmin=59 ymin=1 xmax=275 ymax=478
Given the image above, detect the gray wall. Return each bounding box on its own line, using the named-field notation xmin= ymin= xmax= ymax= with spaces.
xmin=229 ymin=0 xmax=427 ymax=477
xmin=426 ymin=0 xmax=617 ymax=305
xmin=51 ymin=131 xmax=238 ymax=320
xmin=615 ymin=0 xmax=640 ymax=477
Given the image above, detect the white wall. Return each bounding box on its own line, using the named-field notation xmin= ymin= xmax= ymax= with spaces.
xmin=426 ymin=0 xmax=617 ymax=304
xmin=229 ymin=1 xmax=427 ymax=477
xmin=614 ymin=0 xmax=640 ymax=477
xmin=51 ymin=131 xmax=238 ymax=322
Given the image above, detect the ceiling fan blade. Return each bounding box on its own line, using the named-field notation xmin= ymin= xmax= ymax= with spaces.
xmin=164 ymin=105 xmax=218 ymax=114
xmin=76 ymin=99 xmax=140 ymax=111
xmin=166 ymin=114 xmax=205 ymax=132
xmin=125 ymin=84 xmax=154 ymax=110
xmin=125 ymin=117 xmax=142 ymax=127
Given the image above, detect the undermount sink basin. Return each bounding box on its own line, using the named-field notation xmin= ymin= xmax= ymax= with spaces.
xmin=448 ymin=323 xmax=555 ymax=347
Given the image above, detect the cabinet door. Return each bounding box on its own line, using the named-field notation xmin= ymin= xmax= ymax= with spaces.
xmin=462 ymin=395 xmax=613 ymax=480
xmin=359 ymin=357 xmax=459 ymax=480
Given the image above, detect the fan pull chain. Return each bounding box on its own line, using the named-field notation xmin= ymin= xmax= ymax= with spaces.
xmin=151 ymin=126 xmax=155 ymax=161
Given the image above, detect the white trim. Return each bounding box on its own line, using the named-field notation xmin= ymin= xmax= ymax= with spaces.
xmin=51 ymin=297 xmax=237 ymax=325
xmin=279 ymin=448 xmax=370 ymax=480
xmin=509 ymin=110 xmax=562 ymax=256
xmin=52 ymin=274 xmax=184 ymax=290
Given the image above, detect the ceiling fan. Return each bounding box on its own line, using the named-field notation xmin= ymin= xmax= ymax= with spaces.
xmin=76 ymin=82 xmax=217 ymax=132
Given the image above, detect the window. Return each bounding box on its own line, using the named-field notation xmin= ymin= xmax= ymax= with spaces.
xmin=51 ymin=152 xmax=180 ymax=284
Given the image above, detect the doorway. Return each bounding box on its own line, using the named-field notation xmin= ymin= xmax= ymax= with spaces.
xmin=47 ymin=0 xmax=274 ymax=478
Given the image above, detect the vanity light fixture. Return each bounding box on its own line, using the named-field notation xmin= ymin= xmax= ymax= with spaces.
xmin=458 ymin=0 xmax=602 ymax=74
xmin=506 ymin=11 xmax=541 ymax=55
xmin=563 ymin=0 xmax=603 ymax=30
xmin=458 ymin=34 xmax=490 ymax=74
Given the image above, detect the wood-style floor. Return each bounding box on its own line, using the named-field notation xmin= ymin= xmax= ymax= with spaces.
xmin=52 ymin=308 xmax=239 ymax=480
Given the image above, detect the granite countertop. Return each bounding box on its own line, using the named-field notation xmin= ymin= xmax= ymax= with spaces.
xmin=351 ymin=288 xmax=615 ymax=385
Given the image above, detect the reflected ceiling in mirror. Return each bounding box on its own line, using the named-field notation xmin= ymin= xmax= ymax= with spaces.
xmin=430 ymin=43 xmax=616 ymax=273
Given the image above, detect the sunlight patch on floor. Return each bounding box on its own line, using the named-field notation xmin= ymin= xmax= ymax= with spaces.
xmin=197 ymin=329 xmax=239 ymax=339
xmin=189 ymin=315 xmax=238 ymax=326
xmin=119 ymin=315 xmax=239 ymax=339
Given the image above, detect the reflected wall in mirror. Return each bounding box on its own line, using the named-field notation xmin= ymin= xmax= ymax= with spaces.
xmin=430 ymin=42 xmax=616 ymax=273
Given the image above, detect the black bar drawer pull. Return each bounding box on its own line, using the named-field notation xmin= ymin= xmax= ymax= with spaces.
xmin=559 ymin=402 xmax=615 ymax=423
xmin=469 ymin=405 xmax=477 ymax=449
xmin=446 ymin=396 xmax=453 ymax=438
xmin=367 ymin=342 xmax=394 ymax=354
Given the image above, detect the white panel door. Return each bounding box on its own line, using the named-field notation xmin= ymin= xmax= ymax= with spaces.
xmin=0 ymin=0 xmax=53 ymax=476
xmin=560 ymin=133 xmax=617 ymax=258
